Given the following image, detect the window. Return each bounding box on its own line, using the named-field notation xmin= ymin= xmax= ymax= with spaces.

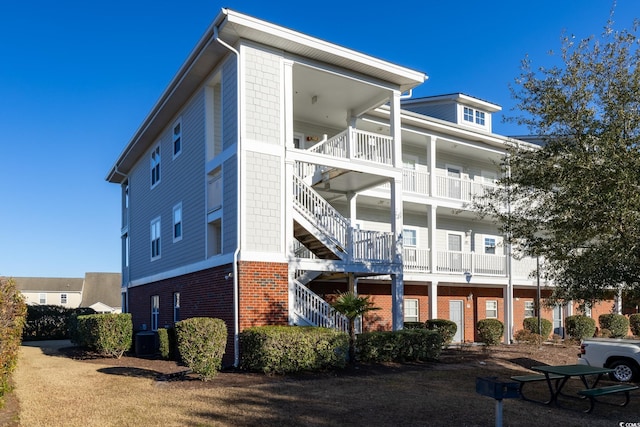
xmin=150 ymin=145 xmax=161 ymax=187
xmin=484 ymin=238 xmax=496 ymax=255
xmin=173 ymin=203 xmax=183 ymax=242
xmin=463 ymin=106 xmax=474 ymax=122
xmin=39 ymin=293 xmax=46 ymax=304
xmin=151 ymin=218 xmax=161 ymax=259
xmin=524 ymin=301 xmax=535 ymax=318
xmin=173 ymin=119 xmax=182 ymax=158
xmin=584 ymin=305 xmax=592 ymax=318
xmin=486 ymin=300 xmax=498 ymax=318
xmin=173 ymin=292 xmax=180 ymax=323
xmin=151 ymin=295 xmax=159 ymax=331
xmin=404 ymin=299 xmax=419 ymax=322
xmin=60 ymin=293 xmax=67 ymax=305
xmin=403 ymin=228 xmax=418 ymax=263
xmin=462 ymin=106 xmax=487 ymax=126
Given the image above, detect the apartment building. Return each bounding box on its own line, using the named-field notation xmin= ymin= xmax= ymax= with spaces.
xmin=106 ymin=9 xmax=612 ymax=365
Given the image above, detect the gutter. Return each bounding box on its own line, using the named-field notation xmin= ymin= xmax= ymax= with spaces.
xmin=214 ymin=11 xmax=242 ymax=368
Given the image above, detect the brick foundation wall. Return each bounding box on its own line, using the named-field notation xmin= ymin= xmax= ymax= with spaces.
xmin=127 ymin=264 xmax=235 ymax=364
xmin=237 ymin=261 xmax=289 ymax=329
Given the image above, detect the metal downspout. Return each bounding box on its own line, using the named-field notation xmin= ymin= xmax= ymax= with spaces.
xmin=214 ymin=20 xmax=242 ymax=368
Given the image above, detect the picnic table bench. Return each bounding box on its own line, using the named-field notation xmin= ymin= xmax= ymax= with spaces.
xmin=577 ymin=384 xmax=639 ymax=413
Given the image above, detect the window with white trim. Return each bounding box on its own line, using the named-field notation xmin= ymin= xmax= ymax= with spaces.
xmin=484 ymin=238 xmax=496 ymax=255
xmin=173 ymin=203 xmax=183 ymax=242
xmin=524 ymin=301 xmax=535 ymax=318
xmin=173 ymin=118 xmax=182 ymax=158
xmin=151 ymin=295 xmax=159 ymax=331
xmin=486 ymin=300 xmax=498 ymax=318
xmin=60 ymin=293 xmax=67 ymax=305
xmin=39 ymin=293 xmax=46 ymax=304
xmin=173 ymin=292 xmax=180 ymax=323
xmin=462 ymin=106 xmax=487 ymax=126
xmin=403 ymin=228 xmax=418 ymax=263
xmin=151 ymin=217 xmax=161 ymax=260
xmin=150 ymin=145 xmax=161 ymax=187
xmin=404 ymin=299 xmax=419 ymax=322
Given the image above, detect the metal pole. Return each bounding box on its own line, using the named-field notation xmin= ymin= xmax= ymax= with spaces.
xmin=536 ymin=256 xmax=541 ymax=335
xmin=495 ymin=399 xmax=503 ymax=427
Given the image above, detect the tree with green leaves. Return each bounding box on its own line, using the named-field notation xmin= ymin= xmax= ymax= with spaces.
xmin=330 ymin=291 xmax=380 ymax=363
xmin=475 ymin=11 xmax=640 ymax=307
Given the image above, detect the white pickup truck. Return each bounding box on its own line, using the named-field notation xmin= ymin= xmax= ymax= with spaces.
xmin=578 ymin=338 xmax=640 ymax=382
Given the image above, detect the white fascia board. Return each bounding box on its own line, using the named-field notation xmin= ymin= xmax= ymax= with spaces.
xmin=223 ymin=9 xmax=427 ymax=91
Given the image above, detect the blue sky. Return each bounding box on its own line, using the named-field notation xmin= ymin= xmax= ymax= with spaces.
xmin=1 ymin=1 xmax=637 ymax=278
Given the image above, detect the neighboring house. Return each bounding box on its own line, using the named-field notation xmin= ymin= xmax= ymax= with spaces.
xmin=12 ymin=273 xmax=122 ymax=313
xmin=105 ymin=9 xmax=614 ymax=366
xmin=14 ymin=277 xmax=84 ymax=308
xmin=80 ymin=272 xmax=122 ymax=313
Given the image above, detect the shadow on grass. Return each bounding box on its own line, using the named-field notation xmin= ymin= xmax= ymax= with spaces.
xmin=508 ymin=357 xmax=550 ymax=369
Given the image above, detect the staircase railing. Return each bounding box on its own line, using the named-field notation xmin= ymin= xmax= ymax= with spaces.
xmin=293 ymin=279 xmax=349 ymax=332
xmin=293 ymin=174 xmax=349 ymax=246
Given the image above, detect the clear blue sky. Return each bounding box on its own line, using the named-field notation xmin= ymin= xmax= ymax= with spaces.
xmin=1 ymin=0 xmax=637 ymax=278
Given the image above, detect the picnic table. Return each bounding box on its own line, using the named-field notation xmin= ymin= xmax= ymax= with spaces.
xmin=520 ymin=364 xmax=639 ymax=412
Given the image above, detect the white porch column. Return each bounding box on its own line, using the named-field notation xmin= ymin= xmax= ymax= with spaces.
xmin=429 ymin=205 xmax=437 ymax=274
xmin=427 ymin=135 xmax=436 ymax=197
xmin=429 ymin=281 xmax=438 ymax=320
xmin=283 ymin=59 xmax=295 ymax=325
xmin=390 ymin=90 xmax=404 ymax=330
xmin=503 ymin=284 xmax=513 ymax=344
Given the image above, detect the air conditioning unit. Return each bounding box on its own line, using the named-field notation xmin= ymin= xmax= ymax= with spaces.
xmin=135 ymin=332 xmax=156 ymax=356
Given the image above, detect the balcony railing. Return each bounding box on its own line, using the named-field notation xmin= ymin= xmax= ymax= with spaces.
xmin=434 ymin=174 xmax=497 ymax=202
xmin=435 ymin=251 xmax=506 ymax=276
xmin=403 ymin=248 xmax=430 ymax=272
xmin=308 ymin=128 xmax=393 ymax=166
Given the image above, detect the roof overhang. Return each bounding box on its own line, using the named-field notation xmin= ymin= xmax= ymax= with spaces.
xmin=106 ymin=8 xmax=427 ymax=183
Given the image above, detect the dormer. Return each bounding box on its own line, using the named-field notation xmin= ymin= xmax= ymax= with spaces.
xmin=401 ymin=93 xmax=501 ymax=133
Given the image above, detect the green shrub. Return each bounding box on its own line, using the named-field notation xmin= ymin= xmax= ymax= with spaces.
xmin=598 ymin=314 xmax=629 ymax=338
xmin=0 ymin=278 xmax=27 ymax=401
xmin=565 ymin=315 xmax=596 ymax=340
xmin=403 ymin=322 xmax=424 ymax=329
xmin=629 ymin=314 xmax=640 ymax=337
xmin=356 ymin=329 xmax=443 ymax=363
xmin=477 ymin=319 xmax=504 ymax=346
xmin=157 ymin=328 xmax=177 ymax=360
xmin=240 ymin=326 xmax=347 ymax=374
xmin=22 ymin=305 xmax=71 ymax=340
xmin=77 ymin=313 xmax=132 ymax=358
xmin=176 ymin=317 xmax=227 ymax=380
xmin=68 ymin=307 xmax=97 ymax=346
xmin=513 ymin=329 xmax=543 ymax=345
xmin=522 ymin=317 xmax=552 ymax=339
xmin=425 ymin=319 xmax=457 ymax=346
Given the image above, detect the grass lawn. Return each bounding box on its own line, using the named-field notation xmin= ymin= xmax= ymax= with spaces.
xmin=3 ymin=340 xmax=640 ymax=426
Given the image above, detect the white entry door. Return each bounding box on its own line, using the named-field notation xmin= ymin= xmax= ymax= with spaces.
xmin=553 ymin=304 xmax=564 ymax=338
xmin=446 ymin=165 xmax=462 ymax=199
xmin=449 ymin=300 xmax=464 ymax=343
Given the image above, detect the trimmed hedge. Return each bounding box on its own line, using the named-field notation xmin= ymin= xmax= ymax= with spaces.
xmin=176 ymin=317 xmax=227 ymax=380
xmin=240 ymin=326 xmax=348 ymax=374
xmin=77 ymin=313 xmax=132 ymax=358
xmin=356 ymin=329 xmax=443 ymax=363
xmin=0 ymin=278 xmax=27 ymax=401
xmin=598 ymin=313 xmax=629 ymax=338
xmin=157 ymin=327 xmax=177 ymax=360
xmin=522 ymin=317 xmax=552 ymax=339
xmin=630 ymin=314 xmax=640 ymax=337
xmin=403 ymin=322 xmax=425 ymax=329
xmin=23 ymin=305 xmax=71 ymax=340
xmin=68 ymin=307 xmax=97 ymax=346
xmin=565 ymin=315 xmax=596 ymax=340
xmin=477 ymin=319 xmax=504 ymax=346
xmin=425 ymin=319 xmax=457 ymax=346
